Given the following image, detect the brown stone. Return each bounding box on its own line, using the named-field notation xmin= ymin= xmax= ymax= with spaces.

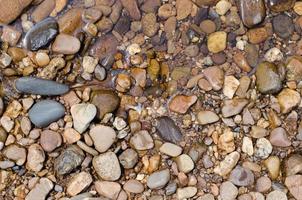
xmin=238 ymin=0 xmax=266 ymax=28
xmin=247 ymin=27 xmax=268 ymax=44
xmin=31 ymin=0 xmax=55 ymax=22
xmin=58 ymin=8 xmax=83 ymax=34
xmin=0 ymin=0 xmax=33 ymax=24
xmin=169 ymin=95 xmax=197 ymax=114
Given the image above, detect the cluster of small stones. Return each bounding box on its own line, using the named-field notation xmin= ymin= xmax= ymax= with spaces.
xmin=1 ymin=0 xmax=302 ymax=200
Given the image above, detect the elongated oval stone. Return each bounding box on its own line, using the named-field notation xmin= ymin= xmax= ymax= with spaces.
xmin=23 ymin=17 xmax=58 ymax=50
xmin=29 ymin=100 xmax=65 ymax=127
xmin=156 ymin=116 xmax=182 ymax=144
xmin=238 ymin=0 xmax=266 ymax=28
xmin=15 ymin=77 xmax=69 ymax=95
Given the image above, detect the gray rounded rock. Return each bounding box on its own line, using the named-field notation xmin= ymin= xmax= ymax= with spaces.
xmin=23 ymin=17 xmax=58 ymax=50
xmin=147 ymin=169 xmax=170 ymax=189
xmin=229 ymin=166 xmax=255 ymax=186
xmin=15 ymin=77 xmax=69 ymax=96
xmin=29 ymin=100 xmax=65 ymax=127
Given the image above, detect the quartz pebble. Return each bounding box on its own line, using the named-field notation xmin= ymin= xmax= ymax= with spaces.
xmin=93 ymin=151 xmax=121 ymax=181
xmin=176 ymin=154 xmax=194 ymax=173
xmin=26 ymin=144 xmax=45 ymax=172
xmin=214 ymin=151 xmax=240 ymax=176
xmin=71 ymin=103 xmax=96 ymax=134
xmin=176 ymin=187 xmax=197 ymax=200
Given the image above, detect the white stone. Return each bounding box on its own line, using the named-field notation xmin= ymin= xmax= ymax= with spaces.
xmin=176 ymin=154 xmax=194 ymax=173
xmin=176 ymin=187 xmax=197 ymax=200
xmin=242 ymin=137 xmax=254 ymax=156
xmin=197 ymin=111 xmax=220 ymax=125
xmin=266 ymin=190 xmax=287 ymax=200
xmin=127 ymin=43 xmax=141 ymax=55
xmin=214 ymin=151 xmax=240 ymax=176
xmin=83 ymin=56 xmax=98 ymax=73
xmin=25 ymin=178 xmax=54 ymax=200
xmin=215 ymin=0 xmax=232 ymax=15
xmin=0 ymin=116 xmax=14 ymax=132
xmin=71 ymin=103 xmax=97 ymax=134
xmin=255 ymin=138 xmax=272 ymax=159
xmin=223 ymin=76 xmax=240 ymax=99
xmin=264 ymin=47 xmax=283 ymax=63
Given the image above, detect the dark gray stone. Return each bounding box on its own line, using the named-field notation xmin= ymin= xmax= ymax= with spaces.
xmin=272 ymin=14 xmax=294 ymax=39
xmin=156 ymin=116 xmax=182 ymax=144
xmin=29 ymin=100 xmax=65 ymax=127
xmin=15 ymin=77 xmax=69 ymax=96
xmin=23 ymin=17 xmax=58 ymax=50
xmin=54 ymin=145 xmax=84 ymax=175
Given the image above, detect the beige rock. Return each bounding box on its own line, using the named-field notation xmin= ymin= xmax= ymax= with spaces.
xmin=207 ymin=31 xmax=227 ymax=53
xmin=63 ymin=128 xmax=81 ymax=144
xmin=223 ymin=76 xmax=240 ymax=99
xmin=242 ymin=137 xmax=254 ymax=156
xmin=176 ymin=154 xmax=194 ymax=173
xmin=89 ymin=125 xmax=116 ymax=153
xmin=26 ymin=144 xmax=45 ymax=172
xmin=222 ymin=98 xmax=248 ymax=118
xmin=277 ymin=88 xmax=301 ymax=114
xmin=95 ymin=181 xmax=121 ymax=199
xmin=159 ymin=142 xmax=182 ymax=157
xmin=294 ymin=2 xmax=302 ymax=15
xmin=0 ymin=0 xmax=33 ymax=24
xmin=25 ymin=178 xmax=53 ymax=200
xmin=218 ymin=129 xmax=235 ymax=153
xmin=203 ymin=66 xmax=224 ymax=91
xmin=52 ymin=34 xmax=81 ymax=55
xmin=31 ymin=0 xmax=55 ymax=22
xmin=285 ymin=175 xmax=302 ymax=200
xmin=214 ymin=151 xmax=240 ymax=176
xmin=176 ymin=0 xmax=193 ymax=20
xmin=197 ymin=111 xmax=219 ymax=125
xmin=67 ymin=172 xmax=92 ymax=196
xmin=215 ymin=0 xmax=232 ymax=15
xmin=264 ymin=156 xmax=280 ymax=180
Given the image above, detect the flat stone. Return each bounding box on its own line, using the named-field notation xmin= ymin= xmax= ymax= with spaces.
xmin=31 ymin=0 xmax=55 ymax=22
xmin=156 ymin=116 xmax=183 ymax=144
xmin=25 ymin=178 xmax=53 ymax=200
xmin=119 ymin=148 xmax=138 ymax=169
xmin=40 ymin=130 xmax=62 ymax=152
xmin=1 ymin=25 xmax=22 ymax=46
xmin=197 ymin=111 xmax=219 ymax=125
xmin=256 ymin=177 xmax=271 ymax=193
xmin=0 ymin=0 xmax=33 ymax=24
xmin=147 ymin=169 xmax=170 ymax=189
xmin=229 ymin=166 xmax=255 ymax=186
xmin=90 ymin=90 xmax=120 ymax=120
xmin=52 ymin=34 xmax=81 ymax=54
xmin=238 ymin=0 xmax=266 ymax=28
xmin=67 ymin=172 xmax=92 ymax=196
xmin=58 ymin=8 xmax=83 ymax=34
xmin=203 ymin=66 xmax=224 ymax=91
xmin=89 ymin=34 xmax=118 ymax=62
xmin=207 ymin=31 xmax=227 ymax=53
xmin=220 ymin=181 xmax=238 ymax=200
xmin=256 ymin=62 xmax=282 ymax=94
xmin=23 ymin=17 xmax=58 ymax=51
xmin=63 ymin=128 xmax=81 ymax=144
xmin=285 ymin=175 xmax=302 ymax=200
xmin=169 ymin=95 xmax=197 ymax=114
xmin=29 ymin=100 xmax=65 ymax=128
xmin=176 ymin=187 xmax=197 ymax=200
xmin=3 ymin=144 xmax=26 ymax=166
xmin=71 ymin=103 xmax=96 ymax=134
xmin=15 ymin=77 xmax=69 ymax=96
xmin=223 ymin=76 xmax=240 ymax=99
xmin=176 ymin=0 xmax=193 ymax=20
xmin=95 ymin=181 xmax=121 ymax=199
xmin=247 ymin=27 xmax=268 ymax=44
xmin=142 ymin=13 xmax=159 ymax=37
xmin=269 ymin=127 xmax=291 ymax=147
xmin=268 ymin=0 xmax=295 ymax=12
xmin=159 ymin=142 xmax=182 ymax=157
xmin=176 ymin=154 xmax=194 ymax=173
xmin=286 ymin=56 xmax=302 ymax=82
xmin=93 ymin=152 xmax=121 ymax=181
xmin=277 ymin=88 xmax=301 ymax=114
xmin=285 ymin=154 xmax=302 ymax=176
xmin=214 ymin=151 xmax=240 ymax=176
xmin=54 ymin=145 xmax=85 ymax=175
xmin=222 ymin=98 xmax=248 ymax=118
xmin=89 ymin=125 xmax=116 ymax=153
xmin=130 ymin=130 xmax=154 ymax=150
xmin=242 ymin=137 xmax=254 ymax=156
xmin=123 ymin=180 xmax=144 ymax=194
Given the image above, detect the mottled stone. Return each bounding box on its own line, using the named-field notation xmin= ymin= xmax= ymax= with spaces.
xmin=93 ymin=152 xmax=121 ymax=181
xmin=256 ymin=62 xmax=282 ymax=94
xmin=238 ymin=0 xmax=266 ymax=28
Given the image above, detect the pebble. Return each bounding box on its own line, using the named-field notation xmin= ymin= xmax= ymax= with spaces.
xmin=285 ymin=175 xmax=302 ymax=200
xmin=156 ymin=116 xmax=183 ymax=144
xmin=255 ymin=138 xmax=272 ymax=159
xmin=220 ymin=181 xmax=238 ymax=200
xmin=119 ymin=148 xmax=138 ymax=169
xmin=176 ymin=0 xmax=192 ymax=20
xmin=63 ymin=128 xmax=81 ymax=144
xmin=222 ymin=98 xmax=248 ymax=118
xmin=67 ymin=172 xmax=92 ymax=196
xmin=214 ymin=151 xmax=240 ymax=176
xmin=3 ymin=144 xmax=27 ymax=165
xmin=266 ymin=190 xmax=287 ymax=200
xmin=285 ymin=154 xmax=302 ymax=176
xmin=264 ymin=47 xmax=283 ymax=63
xmin=26 ymin=144 xmax=45 ymax=172
xmin=242 ymin=137 xmax=254 ymax=156
xmin=203 ymin=66 xmax=224 ymax=91
xmin=120 ymin=0 xmax=141 ymax=20
xmin=25 ymin=178 xmax=53 ymax=200
xmin=197 ymin=111 xmax=219 ymax=125
xmin=1 ymin=26 xmax=22 ymax=46
xmin=142 ymin=13 xmax=159 ymax=37
xmin=95 ymin=181 xmax=121 ymax=199
xmin=269 ymin=0 xmax=295 ymax=12
xmin=272 ymin=14 xmax=294 ymax=39
xmin=176 ymin=154 xmax=194 ymax=173
xmin=169 ymin=95 xmax=197 ymax=114
xmin=229 ymin=166 xmax=254 ymax=186
xmin=256 ymin=62 xmax=282 ymax=94
xmin=40 ymin=130 xmax=62 ymax=152
xmin=58 ymin=8 xmax=83 ymax=34
xmin=200 ymin=20 xmax=216 ymax=34
xmin=176 ymin=187 xmax=197 ymax=200
xmin=15 ymin=77 xmax=69 ymax=96
xmin=93 ymin=151 xmax=121 ymax=181
xmin=130 ymin=130 xmax=154 ymax=150
xmin=54 ymin=145 xmax=85 ymax=175
xmin=256 ymin=177 xmax=271 ymax=193
xmin=158 ymin=4 xmax=175 ymax=19
xmin=31 ymin=0 xmax=55 ymax=22
xmin=247 ymin=27 xmax=268 ymax=44
xmin=123 ymin=180 xmax=144 ymax=194
xmin=223 ymin=76 xmax=240 ymax=99
xmin=277 ymin=88 xmax=301 ymax=114
xmin=269 ymin=127 xmax=291 ymax=147
xmin=52 ymin=34 xmax=81 ymax=54
xmin=89 ymin=125 xmax=116 ymax=152
xmin=29 ymin=100 xmax=65 ymax=128
xmin=35 ymin=52 xmax=50 ymax=67
xmin=71 ymin=103 xmax=96 ymax=134
xmin=286 ymin=56 xmax=302 ymax=81
xmin=207 ymin=31 xmax=227 ymax=53
xmin=23 ymin=17 xmax=58 ymax=51
xmin=294 ymin=1 xmax=302 ymax=15
xmin=264 ymin=156 xmax=280 ymax=180
xmin=216 ymin=0 xmax=232 ymax=15
xmin=160 ymin=142 xmax=182 ymax=157
xmin=0 ymin=0 xmax=32 ymax=24
xmin=147 ymin=169 xmax=170 ymax=189
xmin=200 ymin=194 xmax=215 ymax=200
xmin=90 ymin=90 xmax=120 ymax=120
xmin=238 ymin=0 xmax=266 ymax=27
